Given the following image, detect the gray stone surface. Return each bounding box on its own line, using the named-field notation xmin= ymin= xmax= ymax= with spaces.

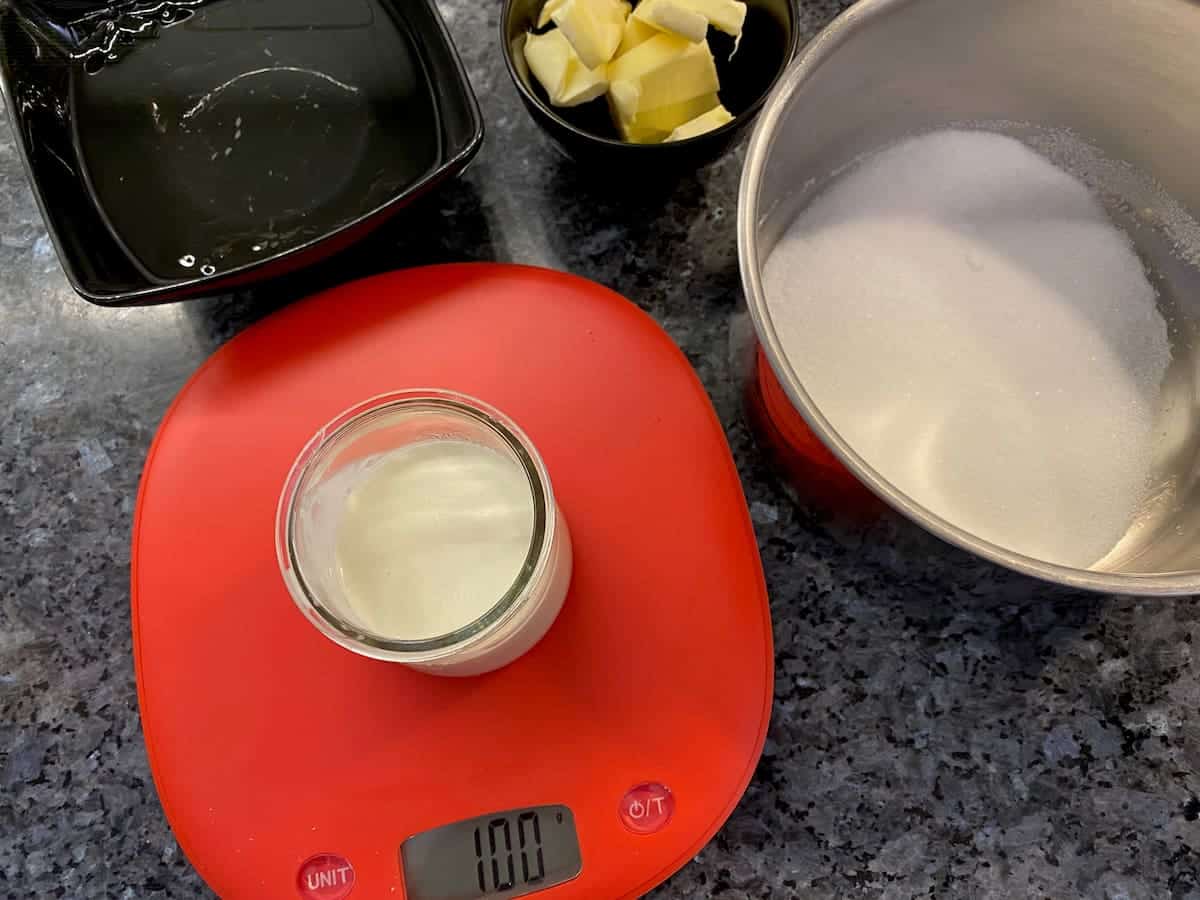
xmin=2 ymin=0 xmax=1199 ymax=897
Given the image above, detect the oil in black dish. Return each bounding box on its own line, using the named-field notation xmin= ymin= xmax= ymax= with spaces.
xmin=69 ymin=0 xmax=442 ymax=282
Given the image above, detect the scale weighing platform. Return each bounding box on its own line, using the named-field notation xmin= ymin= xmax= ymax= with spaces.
xmin=132 ymin=264 xmax=773 ymax=898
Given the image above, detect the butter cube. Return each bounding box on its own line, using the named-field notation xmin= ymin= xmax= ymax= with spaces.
xmin=632 ymin=0 xmax=707 ymax=43
xmin=616 ymin=14 xmax=658 ymax=55
xmin=665 ymin=103 xmax=733 ymax=140
xmin=610 ymin=89 xmax=718 ymax=142
xmin=551 ymin=0 xmax=626 ymax=68
xmin=607 ymin=82 xmax=664 ymax=142
xmin=559 ymin=58 xmax=609 ymax=106
xmin=608 ymin=33 xmax=719 ymax=113
xmin=525 ymin=30 xmax=609 ymax=107
xmin=630 ymin=0 xmax=747 ymax=41
xmin=537 ymin=0 xmax=568 ymax=28
xmin=608 ymin=79 xmax=641 ymax=124
xmin=605 ymin=0 xmax=635 ymax=22
xmin=525 ymin=29 xmax=571 ymax=98
xmin=677 ymin=0 xmax=746 ymax=36
xmin=615 ymin=117 xmax=667 ymax=143
xmin=540 ymin=0 xmax=630 ymax=27
xmin=635 ymin=92 xmax=719 ymax=131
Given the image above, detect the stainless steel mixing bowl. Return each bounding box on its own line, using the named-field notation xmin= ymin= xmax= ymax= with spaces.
xmin=738 ymin=0 xmax=1200 ymax=594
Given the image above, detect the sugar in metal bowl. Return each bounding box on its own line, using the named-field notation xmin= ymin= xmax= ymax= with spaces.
xmin=738 ymin=0 xmax=1200 ymax=594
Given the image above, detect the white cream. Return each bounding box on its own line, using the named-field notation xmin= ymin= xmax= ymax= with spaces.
xmin=332 ymin=440 xmax=536 ymax=641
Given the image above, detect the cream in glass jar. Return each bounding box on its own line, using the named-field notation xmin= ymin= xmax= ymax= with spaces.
xmin=277 ymin=390 xmax=572 ymax=676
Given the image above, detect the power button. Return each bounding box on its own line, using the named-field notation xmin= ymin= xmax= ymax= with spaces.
xmin=619 ymin=782 xmax=675 ymax=834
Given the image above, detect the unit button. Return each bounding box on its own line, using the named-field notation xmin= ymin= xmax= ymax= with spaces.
xmin=297 ymin=853 xmax=356 ymax=899
xmin=619 ymin=782 xmax=675 ymax=834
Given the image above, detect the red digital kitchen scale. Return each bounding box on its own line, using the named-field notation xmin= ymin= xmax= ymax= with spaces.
xmin=131 ymin=264 xmax=773 ymax=899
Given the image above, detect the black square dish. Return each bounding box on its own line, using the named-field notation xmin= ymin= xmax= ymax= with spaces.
xmin=0 ymin=0 xmax=483 ymax=305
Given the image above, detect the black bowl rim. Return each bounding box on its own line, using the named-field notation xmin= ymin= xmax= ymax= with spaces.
xmin=0 ymin=0 xmax=484 ymax=306
xmin=499 ymin=0 xmax=801 ymax=151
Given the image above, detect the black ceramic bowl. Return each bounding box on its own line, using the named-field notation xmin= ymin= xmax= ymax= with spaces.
xmin=0 ymin=0 xmax=482 ymax=306
xmin=501 ymin=0 xmax=797 ymax=168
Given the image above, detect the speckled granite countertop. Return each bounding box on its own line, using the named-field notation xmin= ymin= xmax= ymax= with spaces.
xmin=2 ymin=0 xmax=1199 ymax=897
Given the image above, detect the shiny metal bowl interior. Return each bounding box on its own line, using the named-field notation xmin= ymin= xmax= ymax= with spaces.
xmin=739 ymin=0 xmax=1200 ymax=594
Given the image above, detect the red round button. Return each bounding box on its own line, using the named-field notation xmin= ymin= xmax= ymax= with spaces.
xmin=297 ymin=853 xmax=355 ymax=899
xmin=619 ymin=782 xmax=675 ymax=834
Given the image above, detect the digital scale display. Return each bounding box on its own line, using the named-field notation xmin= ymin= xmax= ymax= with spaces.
xmin=401 ymin=805 xmax=582 ymax=899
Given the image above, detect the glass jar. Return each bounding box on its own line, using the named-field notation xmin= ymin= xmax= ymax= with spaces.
xmin=276 ymin=390 xmax=572 ymax=676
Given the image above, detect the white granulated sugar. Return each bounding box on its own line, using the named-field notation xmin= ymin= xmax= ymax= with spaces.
xmin=763 ymin=130 xmax=1170 ymax=568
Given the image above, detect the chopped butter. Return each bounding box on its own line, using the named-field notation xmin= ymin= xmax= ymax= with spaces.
xmin=665 ymin=102 xmax=733 ymax=140
xmin=525 ymin=29 xmax=609 ymax=107
xmin=551 ymin=0 xmax=626 ymax=67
